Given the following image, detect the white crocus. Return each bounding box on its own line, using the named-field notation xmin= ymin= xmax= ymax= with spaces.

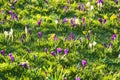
xmin=55 ymin=20 xmax=59 ymax=24
xmin=86 ymin=2 xmax=91 ymax=7
xmin=9 ymin=28 xmax=13 ymax=41
xmin=75 ymin=18 xmax=80 ymax=24
xmin=97 ymin=3 xmax=102 ymax=8
xmin=89 ymin=43 xmax=92 ymax=48
xmin=90 ymin=5 xmax=94 ymax=10
xmin=118 ymin=54 xmax=120 ymax=58
xmin=4 ymin=31 xmax=9 ymax=38
xmin=25 ymin=27 xmax=28 ymax=35
xmin=93 ymin=41 xmax=97 ymax=46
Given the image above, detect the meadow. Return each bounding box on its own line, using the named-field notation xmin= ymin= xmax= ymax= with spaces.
xmin=0 ymin=0 xmax=120 ymax=80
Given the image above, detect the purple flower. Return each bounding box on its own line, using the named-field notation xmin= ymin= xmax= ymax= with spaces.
xmin=108 ymin=43 xmax=113 ymax=48
xmin=38 ymin=32 xmax=42 ymax=38
xmin=68 ymin=32 xmax=75 ymax=40
xmin=64 ymin=49 xmax=69 ymax=55
xmin=62 ymin=18 xmax=68 ymax=24
xmin=82 ymin=60 xmax=87 ymax=69
xmin=78 ymin=3 xmax=81 ymax=10
xmin=44 ymin=48 xmax=48 ymax=53
xmin=27 ymin=49 xmax=31 ymax=53
xmin=45 ymin=0 xmax=48 ymax=4
xmin=86 ymin=34 xmax=90 ymax=40
xmin=54 ymin=34 xmax=58 ymax=41
xmin=20 ymin=62 xmax=27 ymax=67
xmin=70 ymin=17 xmax=76 ymax=27
xmin=0 ymin=50 xmax=5 ymax=55
xmin=82 ymin=18 xmax=85 ymax=23
xmin=76 ymin=77 xmax=81 ymax=80
xmin=103 ymin=43 xmax=107 ymax=48
xmin=28 ymin=29 xmax=32 ymax=35
xmin=114 ymin=0 xmax=118 ymax=4
xmin=51 ymin=51 xmax=56 ymax=56
xmin=9 ymin=10 xmax=13 ymax=15
xmin=111 ymin=34 xmax=117 ymax=41
xmin=38 ymin=19 xmax=42 ymax=26
xmin=9 ymin=53 xmax=14 ymax=62
xmin=103 ymin=19 xmax=106 ymax=24
xmin=13 ymin=0 xmax=17 ymax=4
xmin=1 ymin=9 xmax=5 ymax=14
xmin=14 ymin=14 xmax=18 ymax=20
xmin=97 ymin=0 xmax=103 ymax=3
xmin=98 ymin=18 xmax=103 ymax=24
xmin=57 ymin=48 xmax=62 ymax=54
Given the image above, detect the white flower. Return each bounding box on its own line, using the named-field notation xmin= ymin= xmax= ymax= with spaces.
xmin=4 ymin=31 xmax=9 ymax=38
xmin=118 ymin=54 xmax=120 ymax=58
xmin=93 ymin=41 xmax=97 ymax=46
xmin=25 ymin=27 xmax=28 ymax=35
xmin=86 ymin=2 xmax=91 ymax=7
xmin=89 ymin=43 xmax=92 ymax=48
xmin=90 ymin=5 xmax=94 ymax=10
xmin=55 ymin=20 xmax=59 ymax=24
xmin=75 ymin=18 xmax=80 ymax=24
xmin=9 ymin=28 xmax=13 ymax=37
xmin=97 ymin=3 xmax=102 ymax=8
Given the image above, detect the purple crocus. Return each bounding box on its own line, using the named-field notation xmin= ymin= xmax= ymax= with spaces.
xmin=68 ymin=32 xmax=75 ymax=41
xmin=62 ymin=18 xmax=68 ymax=24
xmin=51 ymin=51 xmax=56 ymax=56
xmin=9 ymin=10 xmax=13 ymax=15
xmin=38 ymin=19 xmax=42 ymax=26
xmin=9 ymin=53 xmax=14 ymax=62
xmin=38 ymin=32 xmax=42 ymax=38
xmin=54 ymin=34 xmax=58 ymax=41
xmin=70 ymin=17 xmax=76 ymax=27
xmin=98 ymin=18 xmax=103 ymax=24
xmin=44 ymin=48 xmax=48 ymax=53
xmin=114 ymin=0 xmax=118 ymax=4
xmin=64 ymin=49 xmax=69 ymax=55
xmin=82 ymin=60 xmax=87 ymax=69
xmin=97 ymin=0 xmax=103 ymax=3
xmin=57 ymin=48 xmax=62 ymax=54
xmin=20 ymin=62 xmax=27 ymax=67
xmin=111 ymin=34 xmax=117 ymax=41
xmin=82 ymin=18 xmax=85 ymax=23
xmin=0 ymin=50 xmax=5 ymax=55
xmin=76 ymin=77 xmax=81 ymax=80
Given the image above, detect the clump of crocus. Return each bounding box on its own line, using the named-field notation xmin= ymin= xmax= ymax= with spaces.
xmin=9 ymin=53 xmax=14 ymax=62
xmin=70 ymin=17 xmax=79 ymax=27
xmin=4 ymin=28 xmax=14 ymax=41
xmin=111 ymin=34 xmax=117 ymax=41
xmin=89 ymin=41 xmax=97 ymax=48
xmin=82 ymin=60 xmax=87 ymax=69
xmin=51 ymin=51 xmax=56 ymax=56
xmin=76 ymin=77 xmax=81 ymax=80
xmin=0 ymin=50 xmax=5 ymax=55
xmin=64 ymin=49 xmax=69 ymax=55
xmin=62 ymin=18 xmax=68 ymax=24
xmin=38 ymin=19 xmax=42 ymax=26
xmin=98 ymin=18 xmax=106 ymax=24
xmin=20 ymin=62 xmax=27 ymax=67
xmin=78 ymin=3 xmax=85 ymax=11
xmin=57 ymin=48 xmax=62 ymax=54
xmin=97 ymin=0 xmax=103 ymax=8
xmin=38 ymin=32 xmax=42 ymax=38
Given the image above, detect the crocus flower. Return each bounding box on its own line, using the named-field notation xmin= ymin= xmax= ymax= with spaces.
xmin=82 ymin=60 xmax=87 ymax=69
xmin=57 ymin=48 xmax=62 ymax=54
xmin=44 ymin=48 xmax=48 ymax=53
xmin=54 ymin=34 xmax=57 ymax=41
xmin=13 ymin=0 xmax=17 ymax=4
xmin=76 ymin=77 xmax=81 ymax=80
xmin=108 ymin=43 xmax=113 ymax=48
xmin=70 ymin=17 xmax=76 ymax=27
xmin=38 ymin=19 xmax=42 ymax=26
xmin=9 ymin=53 xmax=14 ymax=62
xmin=98 ymin=18 xmax=103 ymax=24
xmin=9 ymin=10 xmax=13 ymax=15
xmin=86 ymin=2 xmax=91 ymax=7
xmin=62 ymin=18 xmax=68 ymax=24
xmin=51 ymin=51 xmax=56 ymax=56
xmin=114 ymin=0 xmax=118 ymax=4
xmin=111 ymin=34 xmax=117 ymax=41
xmin=38 ymin=32 xmax=42 ymax=38
xmin=64 ymin=49 xmax=69 ymax=55
xmin=4 ymin=31 xmax=9 ymax=38
xmin=89 ymin=43 xmax=92 ymax=48
xmin=68 ymin=32 xmax=74 ymax=40
xmin=93 ymin=41 xmax=97 ymax=46
xmin=45 ymin=0 xmax=48 ymax=4
xmin=20 ymin=62 xmax=27 ymax=67
xmin=0 ymin=50 xmax=5 ymax=55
